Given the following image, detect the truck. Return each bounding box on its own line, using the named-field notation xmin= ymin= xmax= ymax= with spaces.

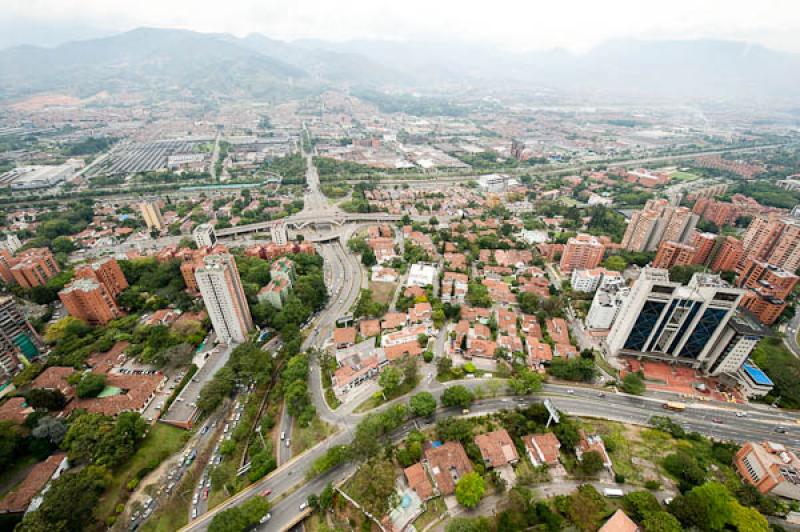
xmin=603 ymin=488 xmax=624 ymax=498
xmin=663 ymin=401 xmax=686 ymax=412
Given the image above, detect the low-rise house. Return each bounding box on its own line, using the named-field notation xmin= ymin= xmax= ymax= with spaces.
xmin=381 ymin=312 xmax=408 ymax=331
xmin=424 ymin=441 xmax=473 ymax=496
xmin=371 ymin=266 xmax=399 ymax=283
xmin=30 ymin=366 xmax=75 ymax=400
xmin=521 ymin=315 xmax=543 ymax=338
xmin=64 ymin=372 xmax=165 ymax=417
xmin=407 ymin=263 xmax=438 ymax=287
xmin=359 ymin=319 xmax=381 ymax=339
xmin=576 ymin=431 xmax=613 ymax=471
xmin=527 ymin=337 xmax=553 ymax=367
xmin=382 ymin=324 xmax=431 ymax=348
xmin=0 ymin=397 xmax=33 ymax=425
xmin=333 ymin=355 xmax=381 ymax=398
xmin=496 ymin=308 xmax=517 ymax=335
xmin=385 ymin=341 xmax=423 ymax=361
xmin=497 ymin=334 xmax=523 ymax=354
xmin=333 ymin=327 xmax=357 ymax=349
xmin=475 ymin=429 xmax=519 ymax=469
xmin=404 ymin=463 xmax=434 ymax=500
xmin=599 ymin=510 xmax=640 ymax=532
xmin=546 ymin=318 xmax=571 ymax=345
xmin=523 ymin=433 xmax=562 ymax=467
xmin=441 ymin=271 xmax=468 ymax=303
xmin=0 ymin=453 xmax=69 ymax=515
xmin=409 ymin=302 xmax=432 ymax=324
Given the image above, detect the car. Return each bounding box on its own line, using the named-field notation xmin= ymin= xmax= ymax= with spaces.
xmin=286 ymin=438 xmax=291 ymax=447
xmin=775 ymin=426 xmax=788 ymax=433
xmin=712 ymin=418 xmax=723 ymax=424
xmin=299 ymin=502 xmax=308 ymax=511
xmin=192 ymin=508 xmax=197 ymax=519
xmin=203 ymin=488 xmax=209 ymax=499
xmin=205 ymin=478 xmax=211 ymax=488
xmin=462 ymin=408 xmax=470 ymax=415
xmin=192 ymin=494 xmax=199 ymax=505
xmin=280 ymin=431 xmax=286 ymax=440
xmin=261 ymin=489 xmax=272 ymax=497
xmin=260 ymin=513 xmax=272 ymax=524
xmin=735 ymin=411 xmax=747 ymax=417
xmin=567 ymin=389 xmax=575 ymax=394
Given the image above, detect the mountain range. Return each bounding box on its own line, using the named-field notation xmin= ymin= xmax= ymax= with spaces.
xmin=1 ymin=27 xmax=799 ymax=104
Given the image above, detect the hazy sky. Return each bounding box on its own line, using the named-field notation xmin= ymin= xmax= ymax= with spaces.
xmin=5 ymin=0 xmax=800 ymax=52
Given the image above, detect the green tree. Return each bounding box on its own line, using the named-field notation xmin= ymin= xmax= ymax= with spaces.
xmin=32 ymin=416 xmax=67 ymax=445
xmin=26 ymin=388 xmax=67 ymax=410
xmin=379 ymin=366 xmax=403 ymax=396
xmin=579 ymin=450 xmax=605 ymax=475
xmin=441 ymin=385 xmax=475 ymax=409
xmin=509 ymin=368 xmax=543 ymax=395
xmin=622 ymin=490 xmax=661 ymax=522
xmin=663 ymin=451 xmax=705 ymax=489
xmin=603 ymin=255 xmax=627 ymax=272
xmin=409 ymin=391 xmax=437 ymax=418
xmin=347 ymin=458 xmax=398 ymax=517
xmin=642 ymin=511 xmax=682 ymax=532
xmin=16 ymin=465 xmax=110 ymax=532
xmin=517 ymin=292 xmax=540 ymax=314
xmin=621 ymin=371 xmax=646 ymax=395
xmin=0 ymin=421 xmax=21 ymax=471
xmin=75 ymin=372 xmax=106 ymax=398
xmin=455 ymin=472 xmax=485 ymax=508
xmin=209 ymin=496 xmax=270 ymax=532
xmin=669 ymin=481 xmax=734 ymax=531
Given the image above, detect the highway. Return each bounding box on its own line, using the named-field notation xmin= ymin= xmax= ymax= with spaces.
xmin=181 ymin=377 xmax=800 ymax=532
xmin=277 ymin=153 xmax=367 ymax=465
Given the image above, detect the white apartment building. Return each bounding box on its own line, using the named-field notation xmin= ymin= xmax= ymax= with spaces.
xmin=193 ymin=223 xmax=217 ymax=248
xmin=271 ymin=222 xmax=288 ymax=246
xmin=195 ymin=253 xmax=253 ymax=344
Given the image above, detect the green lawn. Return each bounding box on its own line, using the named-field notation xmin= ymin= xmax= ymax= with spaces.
xmin=670 ymin=170 xmax=701 ymax=182
xmin=353 ymin=379 xmax=417 ymax=413
xmin=97 ymin=423 xmax=189 ymax=526
xmin=291 ymin=416 xmax=335 ymax=455
xmin=413 ymin=497 xmax=446 ymax=531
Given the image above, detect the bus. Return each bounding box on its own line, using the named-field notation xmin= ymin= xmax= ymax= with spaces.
xmin=663 ymin=401 xmax=686 ymax=412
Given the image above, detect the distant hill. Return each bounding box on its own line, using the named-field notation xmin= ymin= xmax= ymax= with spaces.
xmin=0 ymin=28 xmax=309 ymax=100
xmin=302 ymin=37 xmax=800 ymax=102
xmin=1 ymin=28 xmax=799 ymax=104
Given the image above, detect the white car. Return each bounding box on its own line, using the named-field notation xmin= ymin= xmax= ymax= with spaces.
xmin=260 ymin=513 xmax=272 ymax=524
xmin=299 ymin=502 xmax=308 ymax=511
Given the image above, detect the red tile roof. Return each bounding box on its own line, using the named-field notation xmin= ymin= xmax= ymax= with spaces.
xmin=599 ymin=510 xmax=640 ymax=532
xmin=523 ymin=433 xmax=561 ymax=466
xmin=424 ymin=441 xmax=473 ymax=495
xmin=0 ymin=452 xmax=67 ymax=513
xmin=475 ymin=429 xmax=519 ymax=468
xmin=404 ymin=463 xmax=434 ymax=499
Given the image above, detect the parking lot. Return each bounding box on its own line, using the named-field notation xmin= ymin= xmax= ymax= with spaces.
xmin=161 ymin=341 xmax=233 ymax=428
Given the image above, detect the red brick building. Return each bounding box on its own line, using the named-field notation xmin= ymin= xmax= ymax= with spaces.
xmin=653 ymin=241 xmax=696 ymax=269
xmin=559 ymin=234 xmax=605 ymax=274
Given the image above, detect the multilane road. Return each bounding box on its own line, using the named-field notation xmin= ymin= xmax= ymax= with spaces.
xmin=182 ymin=379 xmax=799 ymax=532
